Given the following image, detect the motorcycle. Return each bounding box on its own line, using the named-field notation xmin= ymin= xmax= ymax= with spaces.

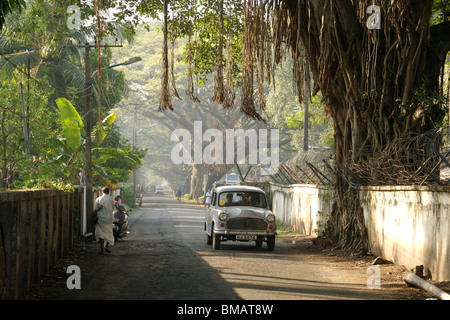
xmin=113 ymin=205 xmax=130 ymax=241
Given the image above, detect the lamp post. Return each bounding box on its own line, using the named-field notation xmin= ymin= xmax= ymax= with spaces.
xmin=84 ymin=52 xmax=142 ymax=233
xmin=90 ymin=57 xmax=142 ymax=80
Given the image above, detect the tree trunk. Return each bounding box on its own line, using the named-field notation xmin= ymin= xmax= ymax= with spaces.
xmin=252 ymin=0 xmax=450 ymax=252
xmin=190 ymin=164 xmax=204 ymax=199
xmin=159 ymin=0 xmax=173 ymax=110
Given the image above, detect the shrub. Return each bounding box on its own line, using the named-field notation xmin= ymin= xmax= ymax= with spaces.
xmin=121 ymin=184 xmax=138 ymax=209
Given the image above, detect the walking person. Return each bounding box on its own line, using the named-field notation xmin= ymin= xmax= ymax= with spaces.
xmin=204 ymin=189 xmax=212 ymax=208
xmin=94 ymin=187 xmax=115 ymax=254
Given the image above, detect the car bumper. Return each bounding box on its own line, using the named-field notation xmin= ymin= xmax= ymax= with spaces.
xmin=214 ymin=229 xmax=276 ymax=236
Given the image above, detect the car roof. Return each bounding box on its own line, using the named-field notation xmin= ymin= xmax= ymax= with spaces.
xmin=214 ymin=185 xmax=265 ymax=193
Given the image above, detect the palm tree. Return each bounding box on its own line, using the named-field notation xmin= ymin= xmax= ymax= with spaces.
xmin=0 ymin=0 xmax=132 ymax=114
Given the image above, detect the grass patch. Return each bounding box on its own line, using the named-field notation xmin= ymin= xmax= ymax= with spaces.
xmin=276 ymin=221 xmax=300 ymax=238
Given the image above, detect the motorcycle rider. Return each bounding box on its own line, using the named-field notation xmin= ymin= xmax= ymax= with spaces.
xmin=113 ymin=196 xmax=126 ymax=240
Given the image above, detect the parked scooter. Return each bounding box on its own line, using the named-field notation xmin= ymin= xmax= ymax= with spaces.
xmin=113 ymin=205 xmax=130 ymax=241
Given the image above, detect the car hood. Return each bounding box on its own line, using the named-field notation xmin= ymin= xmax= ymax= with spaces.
xmin=223 ymin=207 xmax=272 ymax=219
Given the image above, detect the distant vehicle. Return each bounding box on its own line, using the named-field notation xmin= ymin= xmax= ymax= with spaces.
xmin=225 ymin=173 xmax=240 ymax=185
xmin=155 ymin=188 xmax=164 ymax=196
xmin=204 ymin=185 xmax=276 ymax=251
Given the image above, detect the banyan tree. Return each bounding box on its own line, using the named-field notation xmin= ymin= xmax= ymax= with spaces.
xmin=155 ymin=0 xmax=450 ymax=252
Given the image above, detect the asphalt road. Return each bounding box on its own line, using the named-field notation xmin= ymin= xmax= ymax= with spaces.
xmin=28 ymin=195 xmax=414 ymax=301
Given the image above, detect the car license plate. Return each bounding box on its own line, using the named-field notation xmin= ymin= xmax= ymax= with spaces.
xmin=236 ymin=235 xmax=257 ymax=240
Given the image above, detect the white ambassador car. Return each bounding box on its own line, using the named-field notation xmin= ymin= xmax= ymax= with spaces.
xmin=204 ymin=186 xmax=276 ymax=250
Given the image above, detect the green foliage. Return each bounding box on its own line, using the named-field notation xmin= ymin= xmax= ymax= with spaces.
xmin=17 ymin=178 xmax=75 ymax=192
xmin=431 ymin=0 xmax=450 ymax=25
xmin=275 ymin=221 xmax=295 ymax=238
xmin=0 ymin=0 xmax=143 ymax=190
xmin=56 ymin=98 xmax=85 ymax=150
xmin=400 ymin=84 xmax=447 ymax=124
xmin=0 ymin=73 xmax=55 ymax=189
xmin=285 ymin=94 xmax=334 ymax=148
xmin=92 ymin=146 xmax=145 ymax=185
xmin=139 ymin=0 xmax=244 ymax=85
xmin=1 ymin=0 xmax=129 ymax=115
xmin=119 ymin=183 xmax=138 ymax=209
xmin=265 ymin=58 xmax=334 ymax=150
xmin=53 ymin=98 xmax=146 ymax=186
xmin=0 ymin=0 xmax=25 ymax=30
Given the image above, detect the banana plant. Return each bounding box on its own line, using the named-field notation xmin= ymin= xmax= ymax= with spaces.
xmin=56 ymin=97 xmax=85 ymax=150
xmin=44 ymin=98 xmax=86 ymax=172
xmin=47 ymin=97 xmax=143 ymax=185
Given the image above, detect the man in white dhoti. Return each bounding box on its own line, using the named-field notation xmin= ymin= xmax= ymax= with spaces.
xmin=94 ymin=187 xmax=115 ymax=254
xmin=204 ymin=190 xmax=212 ymax=208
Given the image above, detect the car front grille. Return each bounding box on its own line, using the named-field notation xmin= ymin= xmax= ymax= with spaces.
xmin=227 ymin=218 xmax=267 ymax=230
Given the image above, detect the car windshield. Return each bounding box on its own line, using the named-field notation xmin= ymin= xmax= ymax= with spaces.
xmin=218 ymin=191 xmax=267 ymax=208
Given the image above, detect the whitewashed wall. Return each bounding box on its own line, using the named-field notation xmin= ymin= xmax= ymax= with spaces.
xmin=250 ymin=181 xmax=450 ymax=281
xmin=269 ymin=183 xmax=332 ymax=236
xmin=360 ymin=186 xmax=450 ymax=281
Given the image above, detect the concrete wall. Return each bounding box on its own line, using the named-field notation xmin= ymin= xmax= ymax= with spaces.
xmin=0 ymin=189 xmax=75 ymax=299
xmin=360 ymin=186 xmax=450 ymax=281
xmin=246 ymin=182 xmax=450 ymax=281
xmin=269 ymin=183 xmax=332 ymax=236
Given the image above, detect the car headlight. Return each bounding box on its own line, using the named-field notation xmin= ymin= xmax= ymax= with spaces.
xmin=219 ymin=212 xmax=228 ymax=221
xmin=267 ymin=215 xmax=275 ymax=223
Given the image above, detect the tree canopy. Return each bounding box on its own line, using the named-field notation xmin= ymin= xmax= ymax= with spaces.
xmin=0 ymin=0 xmax=25 ymax=31
xmin=0 ymin=0 xmax=146 ymax=190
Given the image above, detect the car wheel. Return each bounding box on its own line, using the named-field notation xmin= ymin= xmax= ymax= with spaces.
xmin=212 ymin=227 xmax=220 ymax=250
xmin=267 ymin=235 xmax=275 ymax=251
xmin=206 ymin=231 xmax=212 ymax=245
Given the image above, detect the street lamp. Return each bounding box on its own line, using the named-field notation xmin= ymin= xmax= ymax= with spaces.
xmin=90 ymin=56 xmax=142 ymax=80
xmin=136 ymin=123 xmax=158 ymax=135
xmin=84 ymin=55 xmax=142 ymax=234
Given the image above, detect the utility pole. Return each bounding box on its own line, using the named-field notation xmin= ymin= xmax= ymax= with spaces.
xmin=84 ymin=43 xmax=93 ymax=232
xmin=303 ymin=69 xmax=311 ymax=152
xmin=20 ymin=83 xmax=30 ymax=159
xmin=303 ymin=94 xmax=309 ymax=152
xmin=78 ymin=41 xmax=123 ymax=233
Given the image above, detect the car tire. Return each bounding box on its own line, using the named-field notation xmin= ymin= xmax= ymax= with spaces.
xmin=206 ymin=230 xmax=212 ymax=245
xmin=212 ymin=227 xmax=221 ymax=250
xmin=267 ymin=235 xmax=275 ymax=251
